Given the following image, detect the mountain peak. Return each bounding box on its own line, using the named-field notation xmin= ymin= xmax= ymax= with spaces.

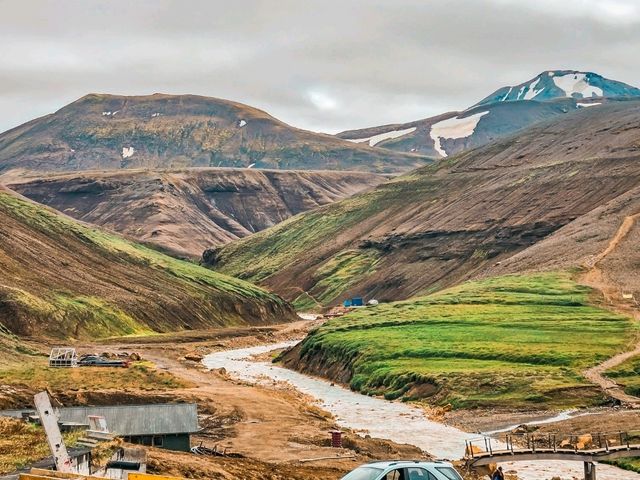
xmin=475 ymin=70 xmax=640 ymax=107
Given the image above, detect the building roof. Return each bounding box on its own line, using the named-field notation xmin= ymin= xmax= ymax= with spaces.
xmin=0 ymin=403 xmax=198 ymax=436
xmin=57 ymin=403 xmax=199 ymax=436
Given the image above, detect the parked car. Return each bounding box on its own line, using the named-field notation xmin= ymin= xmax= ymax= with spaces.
xmin=77 ymin=354 xmax=129 ymax=367
xmin=340 ymin=461 xmax=463 ymax=480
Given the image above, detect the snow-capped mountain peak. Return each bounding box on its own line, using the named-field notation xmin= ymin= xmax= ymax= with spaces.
xmin=475 ymin=70 xmax=640 ymax=107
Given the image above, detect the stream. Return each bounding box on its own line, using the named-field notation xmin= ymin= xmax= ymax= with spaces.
xmin=203 ymin=341 xmax=640 ymax=480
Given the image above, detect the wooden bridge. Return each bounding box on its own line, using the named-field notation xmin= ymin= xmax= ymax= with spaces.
xmin=464 ymin=430 xmax=640 ymax=480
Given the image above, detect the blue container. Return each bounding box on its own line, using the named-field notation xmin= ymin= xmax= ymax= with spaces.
xmin=343 ymin=299 xmax=352 ymax=307
xmin=351 ymin=297 xmax=364 ymax=307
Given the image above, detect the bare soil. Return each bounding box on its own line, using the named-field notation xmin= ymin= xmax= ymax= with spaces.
xmin=84 ymin=321 xmax=424 ymax=479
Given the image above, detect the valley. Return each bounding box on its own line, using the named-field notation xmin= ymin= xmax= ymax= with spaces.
xmin=1 ymin=64 xmax=640 ymax=480
xmin=5 ymin=168 xmax=385 ymax=258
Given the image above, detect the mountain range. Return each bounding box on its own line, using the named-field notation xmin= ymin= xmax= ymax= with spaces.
xmin=337 ymin=70 xmax=640 ymax=158
xmin=206 ymin=98 xmax=640 ymax=308
xmin=2 ymin=69 xmax=640 ymax=343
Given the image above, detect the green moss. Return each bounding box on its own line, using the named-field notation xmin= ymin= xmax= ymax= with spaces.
xmin=604 ymin=458 xmax=640 ymax=473
xmin=295 ymin=272 xmax=634 ymax=409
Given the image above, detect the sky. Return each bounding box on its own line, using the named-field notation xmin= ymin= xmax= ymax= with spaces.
xmin=2 ymin=0 xmax=640 ymax=134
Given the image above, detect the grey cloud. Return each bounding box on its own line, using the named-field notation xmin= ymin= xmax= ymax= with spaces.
xmin=1 ymin=0 xmax=639 ymax=134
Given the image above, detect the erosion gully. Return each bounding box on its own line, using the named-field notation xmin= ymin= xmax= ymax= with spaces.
xmin=203 ymin=341 xmax=640 ymax=480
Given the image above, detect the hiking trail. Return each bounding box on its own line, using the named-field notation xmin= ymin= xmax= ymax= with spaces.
xmin=582 ymin=213 xmax=640 ymax=406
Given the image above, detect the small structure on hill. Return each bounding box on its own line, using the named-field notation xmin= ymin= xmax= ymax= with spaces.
xmin=48 ymin=348 xmax=78 ymax=368
xmin=343 ymin=297 xmax=363 ymax=307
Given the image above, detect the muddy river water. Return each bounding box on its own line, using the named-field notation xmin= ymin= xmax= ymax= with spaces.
xmin=203 ymin=342 xmax=640 ymax=480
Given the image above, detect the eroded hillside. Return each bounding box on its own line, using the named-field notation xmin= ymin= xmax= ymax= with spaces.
xmin=6 ymin=168 xmax=385 ymax=257
xmin=208 ymin=100 xmax=640 ymax=308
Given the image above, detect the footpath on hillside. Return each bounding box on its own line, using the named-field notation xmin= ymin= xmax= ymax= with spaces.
xmin=582 ymin=213 xmax=640 ymax=406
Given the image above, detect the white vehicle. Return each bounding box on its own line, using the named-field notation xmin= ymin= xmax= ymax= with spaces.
xmin=340 ymin=461 xmax=463 ymax=480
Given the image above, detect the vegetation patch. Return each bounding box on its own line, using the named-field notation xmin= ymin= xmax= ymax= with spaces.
xmin=215 ymin=188 xmax=390 ymax=282
xmin=0 ymin=359 xmax=189 ymax=392
xmin=293 ymin=273 xmax=634 ymax=409
xmin=293 ymin=250 xmax=381 ymax=310
xmin=605 ymin=458 xmax=640 ymax=474
xmin=0 ymin=417 xmax=82 ymax=474
xmin=604 ymin=354 xmax=640 ymax=397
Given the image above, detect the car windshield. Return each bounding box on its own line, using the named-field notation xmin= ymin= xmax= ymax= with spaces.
xmin=341 ymin=466 xmax=384 ymax=480
xmin=435 ymin=467 xmax=463 ymax=480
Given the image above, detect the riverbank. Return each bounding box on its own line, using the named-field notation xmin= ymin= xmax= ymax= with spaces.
xmin=202 ymin=337 xmax=640 ymax=480
xmin=6 ymin=319 xmax=638 ymax=479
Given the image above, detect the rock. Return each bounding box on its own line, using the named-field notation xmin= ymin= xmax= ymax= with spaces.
xmin=129 ymin=352 xmax=141 ymax=361
xmin=184 ymin=352 xmax=204 ymax=362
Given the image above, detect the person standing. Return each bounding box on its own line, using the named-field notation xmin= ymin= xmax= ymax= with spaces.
xmin=491 ymin=466 xmax=504 ymax=480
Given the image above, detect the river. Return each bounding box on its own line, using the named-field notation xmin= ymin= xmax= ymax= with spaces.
xmin=203 ymin=341 xmax=640 ymax=480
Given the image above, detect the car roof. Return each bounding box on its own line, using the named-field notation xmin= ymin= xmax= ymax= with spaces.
xmin=365 ymin=460 xmax=453 ymax=468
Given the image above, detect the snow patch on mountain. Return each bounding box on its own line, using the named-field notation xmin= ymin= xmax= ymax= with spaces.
xmin=552 ymin=73 xmax=603 ymax=99
xmin=429 ymin=111 xmax=489 ymax=157
xmin=345 ymin=126 xmax=417 ymax=147
xmin=577 ymin=102 xmax=602 ymax=108
xmin=122 ymin=147 xmax=135 ymax=159
xmin=523 ymin=78 xmax=544 ymax=100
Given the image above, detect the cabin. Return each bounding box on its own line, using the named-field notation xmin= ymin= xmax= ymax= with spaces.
xmin=57 ymin=404 xmax=199 ymax=452
xmin=0 ymin=403 xmax=199 ymax=452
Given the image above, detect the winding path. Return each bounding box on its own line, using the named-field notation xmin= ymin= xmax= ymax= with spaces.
xmin=582 ymin=213 xmax=640 ymax=406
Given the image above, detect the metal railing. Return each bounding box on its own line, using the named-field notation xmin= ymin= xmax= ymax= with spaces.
xmin=465 ymin=429 xmax=640 ymax=460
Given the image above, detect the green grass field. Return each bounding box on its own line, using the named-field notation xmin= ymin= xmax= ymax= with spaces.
xmin=294 ymin=273 xmax=635 ymax=409
xmin=0 ymin=359 xmax=189 ymax=392
xmin=604 ymin=354 xmax=640 ymax=397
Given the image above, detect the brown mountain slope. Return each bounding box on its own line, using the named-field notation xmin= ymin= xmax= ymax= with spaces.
xmin=0 ymin=185 xmax=294 ymax=343
xmin=490 ymin=184 xmax=640 ymax=305
xmin=5 ymin=168 xmax=385 ymax=258
xmin=0 ymin=93 xmax=429 ymax=174
xmin=207 ymin=100 xmax=640 ymax=308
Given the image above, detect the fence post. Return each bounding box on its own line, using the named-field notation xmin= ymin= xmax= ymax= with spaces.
xmin=584 ymin=461 xmax=596 ymax=480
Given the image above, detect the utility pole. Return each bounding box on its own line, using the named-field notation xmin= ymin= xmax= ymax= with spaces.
xmin=34 ymin=391 xmax=73 ymax=473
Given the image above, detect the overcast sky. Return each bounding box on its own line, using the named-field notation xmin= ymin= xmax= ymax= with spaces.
xmin=2 ymin=0 xmax=640 ymax=134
